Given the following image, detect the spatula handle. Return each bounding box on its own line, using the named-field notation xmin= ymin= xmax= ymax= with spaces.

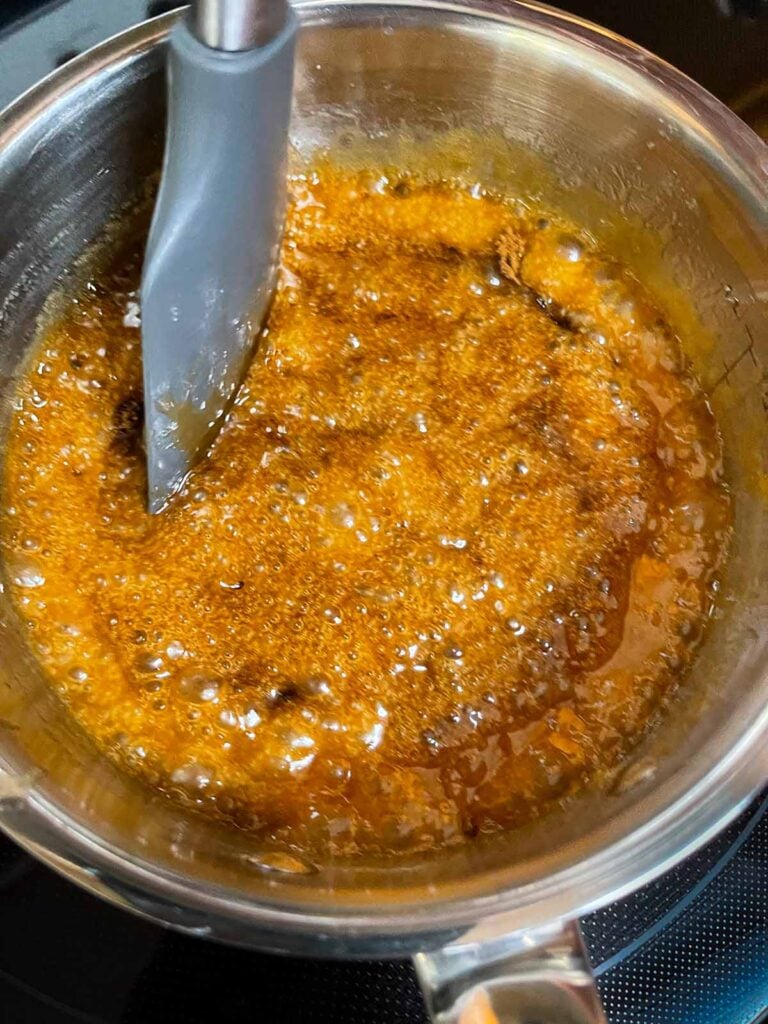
xmin=192 ymin=0 xmax=290 ymax=51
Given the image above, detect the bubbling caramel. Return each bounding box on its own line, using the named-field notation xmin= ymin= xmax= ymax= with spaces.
xmin=1 ymin=167 xmax=730 ymax=858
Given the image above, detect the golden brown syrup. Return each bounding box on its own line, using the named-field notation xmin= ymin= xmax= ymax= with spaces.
xmin=1 ymin=168 xmax=731 ymax=857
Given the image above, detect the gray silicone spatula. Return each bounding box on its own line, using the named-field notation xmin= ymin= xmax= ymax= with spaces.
xmin=141 ymin=0 xmax=297 ymax=513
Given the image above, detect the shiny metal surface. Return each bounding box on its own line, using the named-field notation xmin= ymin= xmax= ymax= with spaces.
xmin=0 ymin=1 xmax=765 ymax=1021
xmin=416 ymin=922 xmax=606 ymax=1024
xmin=193 ymin=0 xmax=289 ymax=50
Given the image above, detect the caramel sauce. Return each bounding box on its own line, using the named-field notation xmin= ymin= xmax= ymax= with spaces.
xmin=1 ymin=168 xmax=731 ymax=857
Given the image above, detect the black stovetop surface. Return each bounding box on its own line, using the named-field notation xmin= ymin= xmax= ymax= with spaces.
xmin=0 ymin=2 xmax=766 ymax=1022
xmin=3 ymin=793 xmax=768 ymax=1024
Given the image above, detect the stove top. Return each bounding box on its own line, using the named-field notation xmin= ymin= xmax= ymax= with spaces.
xmin=0 ymin=2 xmax=766 ymax=1022
xmin=2 ymin=796 xmax=768 ymax=1024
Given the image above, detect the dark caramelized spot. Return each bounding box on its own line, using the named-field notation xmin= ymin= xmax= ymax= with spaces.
xmin=534 ymin=295 xmax=577 ymax=331
xmin=111 ymin=392 xmax=144 ymax=458
xmin=463 ymin=818 xmax=480 ymax=839
xmin=267 ymin=682 xmax=303 ymax=708
xmin=578 ymin=486 xmax=603 ymax=514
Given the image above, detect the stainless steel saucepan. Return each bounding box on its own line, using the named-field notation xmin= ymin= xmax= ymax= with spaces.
xmin=0 ymin=3 xmax=765 ymax=1021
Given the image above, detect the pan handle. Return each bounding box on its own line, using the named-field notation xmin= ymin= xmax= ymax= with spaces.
xmin=414 ymin=920 xmax=606 ymax=1024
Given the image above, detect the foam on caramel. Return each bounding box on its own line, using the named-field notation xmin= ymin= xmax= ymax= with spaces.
xmin=1 ymin=168 xmax=730 ymax=857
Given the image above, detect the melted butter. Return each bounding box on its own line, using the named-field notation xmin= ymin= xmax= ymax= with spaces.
xmin=1 ymin=167 xmax=731 ymax=857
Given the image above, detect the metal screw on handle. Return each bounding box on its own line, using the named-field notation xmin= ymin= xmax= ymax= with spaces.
xmin=192 ymin=0 xmax=290 ymax=51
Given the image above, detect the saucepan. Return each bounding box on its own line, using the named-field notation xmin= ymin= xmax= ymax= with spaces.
xmin=0 ymin=2 xmax=765 ymax=1021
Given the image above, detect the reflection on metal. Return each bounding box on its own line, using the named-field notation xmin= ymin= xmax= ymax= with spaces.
xmin=192 ymin=0 xmax=289 ymax=50
xmin=415 ymin=921 xmax=607 ymax=1024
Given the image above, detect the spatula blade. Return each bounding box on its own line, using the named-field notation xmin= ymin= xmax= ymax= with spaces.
xmin=141 ymin=12 xmax=296 ymax=512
